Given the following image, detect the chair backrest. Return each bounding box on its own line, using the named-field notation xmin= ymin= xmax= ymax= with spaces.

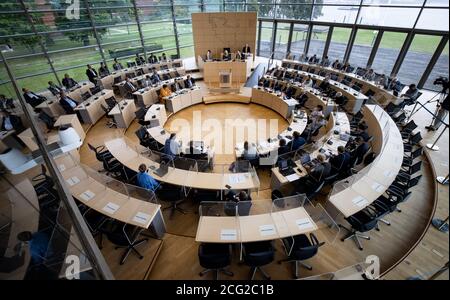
xmin=81 ymin=91 xmax=91 ymax=101
xmin=411 ymin=146 xmax=423 ymax=159
xmin=135 ymin=126 xmax=147 ymax=141
xmin=90 ymin=86 xmax=101 ymax=95
xmin=403 ymin=120 xmax=418 ymax=132
xmin=198 ymin=244 xmax=230 ymax=269
xmin=135 ymin=107 xmax=147 ymax=120
xmin=410 ymin=132 xmax=422 ymax=145
xmin=105 ymin=222 xmax=129 ymax=246
xmin=87 ymin=143 xmax=97 ymax=153
xmin=243 ymin=242 xmax=274 ymax=266
xmin=410 ymin=161 xmax=422 ymax=175
xmin=292 ymin=233 xmax=325 ymax=260
xmin=408 ymin=175 xmax=422 ymax=189
xmin=105 ymin=97 xmax=117 ymax=110
xmin=38 ymin=111 xmax=55 ymax=129
xmin=100 ymin=104 xmax=109 ymax=114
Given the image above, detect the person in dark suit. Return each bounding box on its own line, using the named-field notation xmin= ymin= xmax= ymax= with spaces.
xmin=112 ymin=58 xmax=123 ymax=71
xmin=148 ymin=53 xmax=158 ymax=64
xmin=59 ymin=90 xmax=79 ymax=114
xmin=277 ymin=139 xmax=289 ymax=156
xmin=295 ymin=91 xmax=309 ymax=107
xmin=124 ymin=77 xmax=137 ymax=95
xmin=62 ymin=74 xmax=78 ymax=90
xmin=98 ymin=62 xmax=110 ymax=77
xmin=0 ymin=110 xmax=24 ymax=132
xmin=287 ymin=131 xmax=306 ymax=151
xmin=184 ymin=75 xmax=195 ymax=89
xmin=295 ymin=154 xmax=330 ymax=194
xmin=47 ymin=81 xmax=62 ymax=96
xmin=334 ymin=91 xmax=347 ymax=106
xmin=318 ymin=76 xmax=331 ymax=93
xmin=308 ymin=54 xmax=318 ymax=64
xmin=0 ymin=95 xmax=15 ymax=110
xmin=86 ymin=64 xmax=98 ymax=85
xmin=329 ymin=146 xmax=350 ymax=175
xmin=135 ymin=53 xmax=145 ymax=66
xmin=22 ymin=88 xmax=45 ymax=108
xmin=224 ymin=191 xmax=252 ymax=216
xmin=350 ymin=136 xmax=369 ymax=165
xmin=151 ymin=69 xmax=161 ymax=85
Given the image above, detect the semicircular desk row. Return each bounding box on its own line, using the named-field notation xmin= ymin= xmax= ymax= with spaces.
xmin=281 ymin=59 xmax=400 ymax=105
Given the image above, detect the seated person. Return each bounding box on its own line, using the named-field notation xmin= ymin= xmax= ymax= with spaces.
xmin=285 ymin=51 xmax=294 ymax=60
xmin=151 ymin=69 xmax=162 ymax=84
xmin=235 ymin=50 xmax=243 ymax=60
xmin=224 ymin=191 xmax=252 ymax=216
xmin=161 ymin=53 xmax=168 ymax=62
xmin=287 ymin=131 xmax=306 ymax=151
xmin=184 ymin=75 xmax=195 ymax=88
xmin=112 ymin=58 xmax=123 ymax=71
xmin=350 ymin=136 xmax=369 ymax=165
xmin=318 ymin=76 xmax=331 ymax=93
xmin=303 ymin=75 xmax=313 ymax=88
xmin=295 ymin=91 xmax=308 ymax=107
xmin=124 ymin=77 xmax=137 ymax=94
xmin=98 ymin=62 xmax=110 ymax=77
xmin=164 ymin=133 xmax=179 ymax=157
xmin=59 ymin=90 xmax=79 ymax=114
xmin=277 ymin=138 xmax=289 ymax=156
xmin=298 ymin=53 xmax=308 ymax=62
xmin=363 ymin=69 xmax=375 ymax=81
xmin=401 ymin=84 xmax=419 ymax=101
xmin=136 ymin=164 xmax=159 ymax=192
xmin=62 ymin=74 xmax=78 ymax=90
xmin=310 ymin=105 xmax=324 ymax=123
xmin=148 ymin=53 xmax=158 ymax=64
xmin=242 ymin=44 xmax=251 ymax=55
xmin=0 ymin=110 xmax=24 ymax=132
xmin=308 ymin=54 xmax=318 ymax=64
xmin=295 ymin=154 xmax=330 ymax=194
xmin=159 ymin=84 xmax=172 ymax=104
xmin=222 ymin=49 xmax=231 ymax=61
xmin=353 ymin=123 xmax=370 ymax=142
xmin=47 ymin=81 xmax=62 ymax=96
xmin=143 ymin=75 xmax=153 ymax=88
xmin=183 ymin=141 xmax=207 ymax=159
xmin=22 ymin=88 xmax=46 ymax=108
xmin=285 ymin=85 xmax=295 ymax=98
xmin=331 ymin=59 xmax=342 ymax=70
xmin=242 ymin=141 xmax=258 ymax=160
xmin=320 ymin=56 xmax=330 ymax=67
xmin=334 ymin=91 xmax=347 ymax=106
xmin=309 ymin=115 xmax=327 ymax=137
xmin=0 ymin=94 xmax=15 ymax=110
xmin=329 ymin=146 xmax=350 ymax=175
xmin=135 ymin=53 xmax=145 ymax=66
xmin=388 ymin=77 xmax=403 ymax=95
xmin=377 ymin=74 xmax=388 ymax=88
xmin=342 ymin=62 xmax=352 ymax=73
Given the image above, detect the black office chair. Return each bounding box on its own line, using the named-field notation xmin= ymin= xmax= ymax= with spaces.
xmin=32 ymin=164 xmax=58 ymax=207
xmin=105 ymin=96 xmax=118 ymax=111
xmin=157 ymin=183 xmax=186 ymax=219
xmin=402 ymin=146 xmax=423 ymax=167
xmin=103 ymin=220 xmax=148 ymax=265
xmin=340 ymin=208 xmax=379 ymax=251
xmin=306 ymin=180 xmax=325 ymax=201
xmin=278 ymin=233 xmax=325 ymax=279
xmin=135 ymin=107 xmax=150 ymax=126
xmin=385 ymin=102 xmax=402 ymax=117
xmin=369 ymin=200 xmax=392 ymax=228
xmin=82 ymin=208 xmax=109 ymax=248
xmin=393 ymin=112 xmax=407 ymax=125
xmin=81 ymin=91 xmax=92 ymax=101
xmin=404 ymin=132 xmax=422 ymax=152
xmin=38 ymin=111 xmax=56 ymax=131
xmin=192 ymin=189 xmax=220 ymax=203
xmin=87 ymin=143 xmax=121 ymax=175
xmin=100 ymin=104 xmax=117 ymax=128
xmin=242 ymin=241 xmax=275 ymax=280
xmin=198 ymin=243 xmax=233 ymax=280
xmin=397 ymin=161 xmax=422 ymax=181
xmin=90 ymin=86 xmax=102 ymax=95
xmin=400 ymin=120 xmax=418 ymax=135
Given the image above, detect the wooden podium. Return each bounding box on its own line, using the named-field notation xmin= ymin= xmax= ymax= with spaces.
xmin=219 ymin=71 xmax=232 ymax=88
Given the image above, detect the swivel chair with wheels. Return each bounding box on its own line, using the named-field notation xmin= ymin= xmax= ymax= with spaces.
xmin=242 ymin=241 xmax=275 ymax=280
xmin=198 ymin=243 xmax=234 ymax=280
xmin=340 ymin=208 xmax=378 ymax=251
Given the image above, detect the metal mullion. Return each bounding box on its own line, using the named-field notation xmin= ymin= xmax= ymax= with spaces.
xmin=257 ymin=20 xmax=262 ymax=56
xmin=343 ymin=0 xmax=363 ymax=63
xmin=84 ymin=0 xmax=107 ymax=66
xmin=0 ymin=50 xmax=114 ymax=281
xmin=170 ymin=0 xmax=181 ymax=58
xmin=418 ymin=35 xmax=449 ymax=89
xmin=271 ymin=21 xmax=278 ymax=57
xmin=367 ymin=30 xmax=383 ymax=68
xmin=286 ymin=22 xmax=294 ymax=55
xmin=201 ymin=0 xmax=205 ymax=12
xmin=18 ymin=0 xmax=61 ymax=86
xmin=304 ymin=23 xmax=313 ymax=55
xmin=322 ymin=26 xmax=333 ymax=59
xmin=132 ymin=0 xmax=147 ymax=62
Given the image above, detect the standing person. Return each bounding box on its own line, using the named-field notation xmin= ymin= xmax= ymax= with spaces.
xmin=164 ymin=133 xmax=179 ymax=157
xmin=184 ymin=75 xmax=195 ymax=88
xmin=161 ymin=53 xmax=168 ymax=62
xmin=321 ymin=56 xmax=330 ymax=67
xmin=136 ymin=164 xmax=159 ymax=192
xmin=206 ymin=50 xmax=213 ymax=61
xmin=242 ymin=43 xmax=251 ymax=55
xmin=426 ymin=95 xmax=449 ymax=131
xmin=242 ymin=141 xmax=257 ymax=160
xmin=85 ymin=64 xmax=98 ymax=85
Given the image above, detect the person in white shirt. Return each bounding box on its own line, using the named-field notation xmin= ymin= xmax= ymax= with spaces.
xmin=206 ymin=50 xmax=213 ymax=61
xmin=303 ymin=75 xmax=313 ymax=88
xmin=242 ymin=141 xmax=257 ymax=160
xmin=310 ymin=105 xmax=324 ymax=124
xmin=363 ymin=69 xmax=375 ymax=81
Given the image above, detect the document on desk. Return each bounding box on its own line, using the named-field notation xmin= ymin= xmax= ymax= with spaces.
xmin=286 ymin=173 xmax=300 ymax=182
xmin=259 ymin=224 xmax=276 ymax=237
xmin=133 ymin=212 xmax=151 ymax=225
xmin=58 ymin=164 xmax=66 ymax=172
xmin=296 ymin=218 xmax=314 ymax=230
xmin=66 ymin=176 xmax=80 ymax=186
xmin=352 ymin=196 xmax=369 ymax=208
xmin=220 ymin=229 xmax=237 ymax=241
xmin=103 ymin=202 xmax=120 ymax=214
xmin=229 ymin=174 xmax=246 ymax=185
xmin=79 ymin=190 xmax=95 ymax=202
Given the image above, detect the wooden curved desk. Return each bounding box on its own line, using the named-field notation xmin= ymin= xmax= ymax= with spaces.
xmin=55 ymin=154 xmax=165 ymax=232
xmin=281 ymin=59 xmax=399 ymax=105
xmin=74 ymin=89 xmax=114 ymax=125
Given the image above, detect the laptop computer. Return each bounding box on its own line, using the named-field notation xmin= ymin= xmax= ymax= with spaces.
xmin=278 ymin=159 xmax=296 ymax=177
xmin=153 ymin=161 xmax=169 ymax=177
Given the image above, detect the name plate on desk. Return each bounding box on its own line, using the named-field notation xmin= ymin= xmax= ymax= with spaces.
xmin=259 ymin=224 xmax=276 ymax=237
xmin=296 ymin=218 xmax=314 ymax=230
xmin=133 ymin=212 xmax=151 ymax=225
xmin=66 ymin=176 xmax=80 ymax=186
xmin=371 ymin=183 xmax=384 ymax=193
xmin=58 ymin=164 xmax=66 ymax=172
xmin=352 ymin=196 xmax=368 ymax=208
xmin=79 ymin=190 xmax=95 ymax=202
xmin=220 ymin=229 xmax=237 ymax=241
xmin=103 ymin=202 xmax=120 ymax=214
xmin=286 ymin=173 xmax=300 ymax=182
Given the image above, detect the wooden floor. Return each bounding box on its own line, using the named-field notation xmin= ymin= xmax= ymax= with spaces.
xmin=74 ymin=92 xmax=444 ymax=280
